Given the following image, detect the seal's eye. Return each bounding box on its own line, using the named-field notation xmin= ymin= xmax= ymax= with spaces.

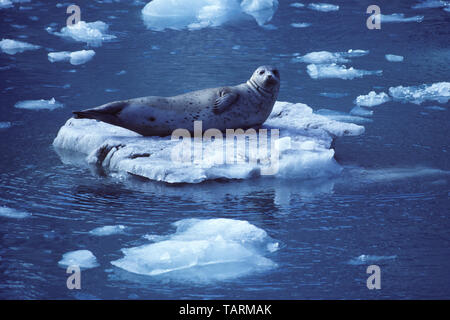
xmin=259 ymin=70 xmax=265 ymax=75
xmin=272 ymin=69 xmax=279 ymax=78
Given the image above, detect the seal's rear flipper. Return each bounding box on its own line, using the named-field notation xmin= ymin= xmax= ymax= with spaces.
xmin=72 ymin=101 xmax=127 ymax=124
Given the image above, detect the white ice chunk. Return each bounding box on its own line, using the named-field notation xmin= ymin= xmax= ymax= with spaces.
xmin=385 ymin=54 xmax=404 ymax=62
xmin=141 ymin=0 xmax=278 ymax=31
xmin=355 ymin=91 xmax=390 ymax=107
xmin=412 ymin=0 xmax=450 ymax=9
xmin=292 ymin=49 xmax=369 ymax=64
xmin=0 ymin=122 xmax=12 ymax=129
xmin=307 ymin=63 xmax=382 ymax=80
xmin=15 ymin=98 xmax=63 ymax=110
xmin=290 ymin=22 xmax=311 ymax=28
xmin=111 ymin=218 xmax=278 ymax=281
xmin=47 ymin=21 xmax=116 ymax=47
xmin=290 ymin=2 xmax=304 ymax=8
xmin=308 ymin=3 xmax=339 ymax=12
xmin=348 ymin=254 xmax=397 ymax=265
xmin=0 ymin=206 xmax=31 ymax=219
xmin=0 ymin=38 xmax=40 ymax=55
xmin=58 ymin=250 xmax=99 ymax=269
xmin=89 ymin=225 xmax=126 ymax=236
xmin=379 ymin=13 xmax=424 ymax=23
xmin=0 ymin=0 xmax=13 ymax=9
xmin=48 ymin=50 xmax=95 ymax=65
xmin=389 ymin=82 xmax=450 ymax=104
xmin=53 ymin=101 xmax=364 ymax=184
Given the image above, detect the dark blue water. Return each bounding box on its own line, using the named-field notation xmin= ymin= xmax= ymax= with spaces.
xmin=0 ymin=0 xmax=449 ymax=299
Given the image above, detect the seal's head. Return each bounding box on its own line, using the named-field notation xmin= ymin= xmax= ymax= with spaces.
xmin=249 ymin=65 xmax=280 ymax=95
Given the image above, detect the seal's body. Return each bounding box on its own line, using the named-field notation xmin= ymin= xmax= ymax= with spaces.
xmin=73 ymin=66 xmax=280 ymax=136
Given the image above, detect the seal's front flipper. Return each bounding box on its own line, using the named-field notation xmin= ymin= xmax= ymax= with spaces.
xmin=213 ymin=89 xmax=238 ymax=114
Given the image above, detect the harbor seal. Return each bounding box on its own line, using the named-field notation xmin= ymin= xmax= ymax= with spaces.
xmin=73 ymin=65 xmax=280 ymax=136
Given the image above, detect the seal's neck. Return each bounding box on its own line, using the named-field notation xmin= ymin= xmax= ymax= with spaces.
xmin=247 ymin=79 xmax=273 ymax=98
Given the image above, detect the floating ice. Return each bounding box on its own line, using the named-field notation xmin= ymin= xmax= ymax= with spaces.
xmin=111 ymin=218 xmax=278 ymax=281
xmin=89 ymin=225 xmax=126 ymax=236
xmin=0 ymin=122 xmax=12 ymax=129
xmin=292 ymin=49 xmax=369 ymax=64
xmin=350 ymin=105 xmax=373 ymax=117
xmin=48 ymin=50 xmax=95 ymax=65
xmin=307 ymin=64 xmax=382 ymax=80
xmin=385 ymin=54 xmax=404 ymax=62
xmin=290 ymin=2 xmax=304 ymax=8
xmin=319 ymin=92 xmax=349 ymax=98
xmin=0 ymin=206 xmax=31 ymax=219
xmin=425 ymin=105 xmax=446 ymax=111
xmin=355 ymin=91 xmax=390 ymax=107
xmin=53 ymin=101 xmax=364 ymax=184
xmin=308 ymin=3 xmax=339 ymax=12
xmin=141 ymin=0 xmax=279 ymax=31
xmin=58 ymin=250 xmax=99 ymax=269
xmin=47 ymin=21 xmax=116 ymax=47
xmin=0 ymin=0 xmax=13 ymax=9
xmin=15 ymin=98 xmax=63 ymax=110
xmin=290 ymin=22 xmax=311 ymax=28
xmin=348 ymin=254 xmax=397 ymax=265
xmin=315 ymin=109 xmax=372 ymax=124
xmin=412 ymin=0 xmax=450 ymax=9
xmin=0 ymin=38 xmax=41 ymax=55
xmin=379 ymin=13 xmax=424 ymax=23
xmin=389 ymin=82 xmax=450 ymax=104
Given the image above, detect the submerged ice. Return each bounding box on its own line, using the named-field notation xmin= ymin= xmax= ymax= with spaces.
xmin=53 ymin=101 xmax=364 ymax=184
xmin=141 ymin=0 xmax=279 ymax=31
xmin=0 ymin=38 xmax=40 ymax=55
xmin=111 ymin=218 xmax=278 ymax=281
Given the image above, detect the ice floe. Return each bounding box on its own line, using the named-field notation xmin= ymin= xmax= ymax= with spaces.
xmin=0 ymin=0 xmax=13 ymax=9
xmin=0 ymin=38 xmax=41 ymax=55
xmin=389 ymin=82 xmax=450 ymax=104
xmin=47 ymin=21 xmax=116 ymax=47
xmin=48 ymin=50 xmax=95 ymax=65
xmin=141 ymin=0 xmax=279 ymax=31
xmin=0 ymin=206 xmax=31 ymax=219
xmin=53 ymin=101 xmax=364 ymax=184
xmin=348 ymin=254 xmax=397 ymax=265
xmin=58 ymin=250 xmax=99 ymax=269
xmin=350 ymin=105 xmax=373 ymax=117
xmin=308 ymin=3 xmax=339 ymax=12
xmin=15 ymin=98 xmax=63 ymax=110
xmin=315 ymin=109 xmax=372 ymax=124
xmin=111 ymin=218 xmax=278 ymax=281
xmin=89 ymin=225 xmax=126 ymax=236
xmin=292 ymin=49 xmax=369 ymax=64
xmin=385 ymin=54 xmax=404 ymax=62
xmin=355 ymin=91 xmax=390 ymax=107
xmin=379 ymin=13 xmax=424 ymax=23
xmin=307 ymin=63 xmax=382 ymax=80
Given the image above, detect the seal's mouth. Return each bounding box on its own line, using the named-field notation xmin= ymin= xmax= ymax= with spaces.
xmin=263 ymin=76 xmax=278 ymax=88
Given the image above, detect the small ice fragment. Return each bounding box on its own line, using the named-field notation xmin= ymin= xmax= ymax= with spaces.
xmin=385 ymin=54 xmax=404 ymax=62
xmin=58 ymin=250 xmax=99 ymax=269
xmin=308 ymin=3 xmax=339 ymax=12
xmin=14 ymin=98 xmax=63 ymax=110
xmin=89 ymin=225 xmax=126 ymax=236
xmin=0 ymin=206 xmax=31 ymax=218
xmin=307 ymin=64 xmax=382 ymax=80
xmin=355 ymin=91 xmax=390 ymax=107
